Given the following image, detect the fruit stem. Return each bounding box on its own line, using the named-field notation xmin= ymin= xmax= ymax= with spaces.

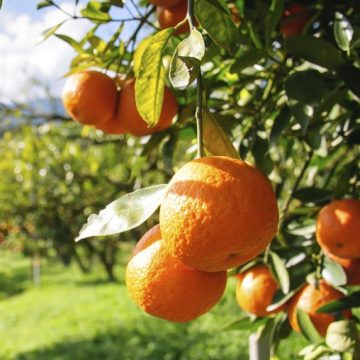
xmin=187 ymin=0 xmax=195 ymax=30
xmin=196 ymin=71 xmax=204 ymax=158
xmin=187 ymin=0 xmax=204 ymax=157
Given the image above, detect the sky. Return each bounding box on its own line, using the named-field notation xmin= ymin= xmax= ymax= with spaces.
xmin=0 ymin=0 xmax=143 ymax=104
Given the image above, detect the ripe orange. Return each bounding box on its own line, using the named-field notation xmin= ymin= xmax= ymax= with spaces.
xmin=62 ymin=70 xmax=117 ymax=126
xmin=114 ymin=79 xmax=178 ymax=137
xmin=126 ymin=226 xmax=227 ymax=322
xmin=157 ymin=0 xmax=190 ymax=35
xmin=148 ymin=0 xmax=182 ymax=7
xmin=327 ymin=253 xmax=360 ymax=286
xmin=95 ymin=115 xmax=126 ymax=135
xmin=235 ymin=264 xmax=284 ymax=317
xmin=280 ymin=3 xmax=310 ymax=37
xmin=160 ymin=156 xmax=279 ymax=272
xmin=316 ymin=199 xmax=360 ymax=259
xmin=131 ymin=224 xmax=162 ymax=257
xmin=288 ymin=280 xmax=351 ymax=337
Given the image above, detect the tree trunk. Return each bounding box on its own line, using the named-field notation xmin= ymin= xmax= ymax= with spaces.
xmin=32 ymin=256 xmax=41 ymax=287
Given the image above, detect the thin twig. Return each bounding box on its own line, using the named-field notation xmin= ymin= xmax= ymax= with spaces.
xmin=282 ymin=149 xmax=314 ymax=219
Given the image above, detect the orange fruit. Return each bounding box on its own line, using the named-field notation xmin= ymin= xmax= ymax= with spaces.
xmin=160 ymin=156 xmax=279 ymax=272
xmin=235 ymin=264 xmax=284 ymax=317
xmin=157 ymin=0 xmax=190 ymax=35
xmin=288 ymin=280 xmax=351 ymax=337
xmin=148 ymin=0 xmax=182 ymax=7
xmin=126 ymin=226 xmax=227 ymax=322
xmin=114 ymin=79 xmax=178 ymax=137
xmin=131 ymin=224 xmax=162 ymax=257
xmin=62 ymin=70 xmax=117 ymax=126
xmin=316 ymin=199 xmax=360 ymax=259
xmin=327 ymin=253 xmax=360 ymax=286
xmin=280 ymin=3 xmax=310 ymax=37
xmin=95 ymin=115 xmax=126 ymax=135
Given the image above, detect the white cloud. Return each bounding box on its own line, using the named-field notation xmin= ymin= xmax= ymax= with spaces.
xmin=0 ymin=3 xmax=92 ymax=103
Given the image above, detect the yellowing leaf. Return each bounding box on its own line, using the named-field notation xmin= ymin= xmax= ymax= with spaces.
xmin=203 ymin=108 xmax=240 ymax=159
xmin=135 ymin=28 xmax=174 ymax=128
xmin=133 ymin=36 xmax=152 ymax=77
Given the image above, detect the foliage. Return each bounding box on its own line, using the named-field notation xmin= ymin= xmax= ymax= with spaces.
xmin=0 ymin=122 xmax=172 ymax=280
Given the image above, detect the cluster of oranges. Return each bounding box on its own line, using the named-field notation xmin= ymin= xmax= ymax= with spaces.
xmin=62 ymin=70 xmax=178 ymax=137
xmin=126 ymin=156 xmax=279 ymax=322
xmin=125 ymin=153 xmax=359 ymax=335
xmin=235 ymin=198 xmax=360 ymax=337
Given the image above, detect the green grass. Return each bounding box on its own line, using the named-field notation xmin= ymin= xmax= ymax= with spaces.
xmin=0 ymin=249 xmax=306 ymax=360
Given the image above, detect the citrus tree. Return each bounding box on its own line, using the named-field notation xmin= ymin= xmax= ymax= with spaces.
xmin=12 ymin=0 xmax=360 ymax=358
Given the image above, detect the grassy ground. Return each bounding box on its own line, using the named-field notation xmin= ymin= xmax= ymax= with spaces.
xmin=0 ymin=248 xmax=307 ymax=360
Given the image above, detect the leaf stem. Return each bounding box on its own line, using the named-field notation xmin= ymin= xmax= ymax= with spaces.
xmin=196 ymin=71 xmax=204 ymax=158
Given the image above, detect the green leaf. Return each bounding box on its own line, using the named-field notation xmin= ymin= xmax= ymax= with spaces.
xmin=81 ymin=1 xmax=111 ymax=22
xmin=317 ymin=291 xmax=360 ymax=313
xmin=252 ymin=136 xmax=273 ymax=175
xmin=88 ymin=35 xmax=107 ymax=52
xmin=265 ymin=0 xmax=285 ymax=44
xmin=287 ymin=223 xmax=316 ymax=236
xmin=287 ymin=100 xmax=312 ymax=135
xmin=285 ymin=70 xmax=326 ymax=105
xmin=284 ymin=35 xmax=345 ymax=69
xmin=297 ymin=309 xmax=322 ymax=342
xmin=326 ymin=320 xmax=360 ymax=354
xmin=293 ymin=188 xmax=332 ymax=204
xmin=256 ymin=317 xmax=276 ymax=343
xmin=106 ymin=0 xmax=123 ymax=7
xmin=333 ymin=161 xmax=357 ymax=198
xmin=194 ymin=0 xmax=238 ymax=54
xmin=221 ymin=316 xmax=251 ymax=331
xmin=267 ymin=288 xmax=297 ymax=313
xmin=334 ymin=12 xmax=353 ymax=53
xmin=202 ymin=108 xmax=240 ymax=159
xmin=135 ymin=28 xmax=173 ymax=128
xmin=337 ymin=65 xmax=360 ymax=99
xmin=230 ymin=49 xmax=265 ymax=73
xmin=322 ymin=256 xmax=347 ymax=287
xmin=162 ymin=132 xmax=177 ymax=173
xmin=271 ymin=313 xmax=292 ymax=356
xmin=169 ymin=29 xmax=205 ymax=90
xmin=269 ymin=251 xmax=290 ymax=294
xmin=37 ymin=0 xmax=53 ymax=10
xmin=75 ymin=185 xmax=168 ymax=241
xmin=40 ymin=21 xmax=66 ymax=42
xmin=270 ymin=105 xmax=291 ymax=143
xmin=55 ymin=34 xmax=83 ymax=53
xmin=302 ymin=344 xmax=331 ymax=360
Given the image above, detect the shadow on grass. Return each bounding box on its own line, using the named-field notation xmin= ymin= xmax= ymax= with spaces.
xmin=74 ymin=278 xmax=114 ymax=287
xmin=0 ymin=268 xmax=30 ymax=300
xmin=14 ymin=324 xmax=222 ymax=360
